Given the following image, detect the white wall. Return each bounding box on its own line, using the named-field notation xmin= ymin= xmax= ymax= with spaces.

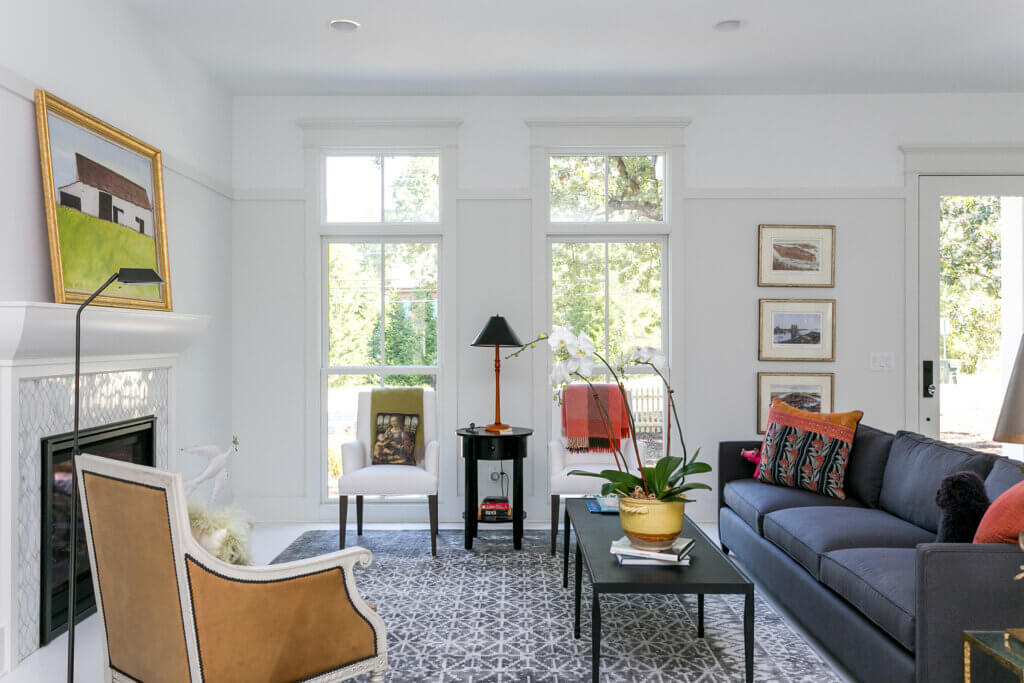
xmin=230 ymin=92 xmax=1024 ymax=526
xmin=0 ymin=0 xmax=234 ymax=487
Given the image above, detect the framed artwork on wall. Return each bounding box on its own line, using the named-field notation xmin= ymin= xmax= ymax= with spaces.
xmin=34 ymin=90 xmax=172 ymax=310
xmin=759 ymin=299 xmax=836 ymax=361
xmin=757 ymin=372 xmax=834 ymax=433
xmin=758 ymin=224 xmax=835 ymax=287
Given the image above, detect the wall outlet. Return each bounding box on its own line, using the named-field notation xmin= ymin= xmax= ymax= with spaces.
xmin=870 ymin=352 xmax=895 ymax=371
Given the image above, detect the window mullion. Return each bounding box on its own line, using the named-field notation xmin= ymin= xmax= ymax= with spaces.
xmin=379 ymin=242 xmax=386 ymax=371
xmin=603 ymin=156 xmax=609 ymax=222
xmin=604 ymin=241 xmax=611 ymax=361
xmin=379 ymin=154 xmax=386 ymax=223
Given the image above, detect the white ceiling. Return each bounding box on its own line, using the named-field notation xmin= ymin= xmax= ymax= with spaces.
xmin=122 ymin=0 xmax=1024 ymax=96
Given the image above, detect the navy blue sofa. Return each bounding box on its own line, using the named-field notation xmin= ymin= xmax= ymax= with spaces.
xmin=719 ymin=426 xmax=1024 ymax=683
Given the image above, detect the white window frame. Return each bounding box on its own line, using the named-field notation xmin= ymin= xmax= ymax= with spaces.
xmin=321 ymin=150 xmax=442 ymax=226
xmin=548 ymin=152 xmax=668 ymax=225
xmin=303 ymin=120 xmax=458 ymax=517
xmin=527 ymin=119 xmax=687 ymax=469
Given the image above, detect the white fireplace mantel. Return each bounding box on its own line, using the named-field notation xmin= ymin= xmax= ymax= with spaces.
xmin=0 ymin=301 xmax=209 ymax=366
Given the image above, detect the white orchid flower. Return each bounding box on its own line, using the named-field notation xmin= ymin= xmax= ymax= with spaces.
xmin=565 ymin=354 xmax=595 ymax=377
xmin=549 ymin=360 xmax=572 ymax=388
xmin=630 ymin=345 xmax=667 ymax=372
xmin=547 ymin=326 xmax=577 ymax=354
xmin=574 ymin=333 xmax=596 ymax=358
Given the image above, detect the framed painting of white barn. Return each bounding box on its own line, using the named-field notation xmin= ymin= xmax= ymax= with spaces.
xmin=34 ymin=90 xmax=172 ymax=310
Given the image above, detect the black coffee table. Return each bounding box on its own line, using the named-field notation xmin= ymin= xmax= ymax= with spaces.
xmin=566 ymin=498 xmax=754 ymax=682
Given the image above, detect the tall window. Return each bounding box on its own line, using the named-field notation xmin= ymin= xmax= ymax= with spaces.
xmin=550 ymin=239 xmax=666 ymax=447
xmin=324 ymin=154 xmax=440 ymax=224
xmin=324 ymin=240 xmax=438 ymax=498
xmin=549 ymin=155 xmax=664 ymax=222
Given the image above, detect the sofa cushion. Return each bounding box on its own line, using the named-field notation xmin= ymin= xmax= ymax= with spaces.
xmin=723 ymin=479 xmax=865 ymax=535
xmin=846 ymin=425 xmax=893 ymax=508
xmin=820 ymin=548 xmax=917 ymax=651
xmin=985 ymin=456 xmax=1024 ymax=501
xmin=763 ymin=507 xmax=934 ymax=579
xmin=879 ymin=431 xmax=994 ymax=533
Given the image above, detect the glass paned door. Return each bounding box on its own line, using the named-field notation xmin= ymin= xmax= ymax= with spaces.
xmin=919 ymin=176 xmax=1024 ymax=457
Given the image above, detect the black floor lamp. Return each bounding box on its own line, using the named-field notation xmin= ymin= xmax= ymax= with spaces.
xmin=67 ymin=268 xmax=164 ymax=683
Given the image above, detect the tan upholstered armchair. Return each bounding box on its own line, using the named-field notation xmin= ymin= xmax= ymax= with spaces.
xmin=75 ymin=454 xmax=387 ymax=683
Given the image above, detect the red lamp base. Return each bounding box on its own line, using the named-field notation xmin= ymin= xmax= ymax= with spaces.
xmin=484 ymin=422 xmax=511 ymax=433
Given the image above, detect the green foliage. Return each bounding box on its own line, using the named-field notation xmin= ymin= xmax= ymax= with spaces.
xmin=550 ymin=155 xmax=663 ymax=222
xmin=386 ymin=155 xmax=439 ymax=222
xmin=551 ymin=241 xmax=662 ymax=364
xmin=940 ymin=196 xmax=1002 ymax=374
xmin=569 ymin=456 xmax=711 ymax=502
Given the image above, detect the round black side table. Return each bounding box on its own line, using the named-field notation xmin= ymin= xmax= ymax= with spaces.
xmin=457 ymin=426 xmax=532 ymax=550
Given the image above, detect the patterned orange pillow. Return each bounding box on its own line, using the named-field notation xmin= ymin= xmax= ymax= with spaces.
xmin=758 ymin=400 xmax=864 ymax=499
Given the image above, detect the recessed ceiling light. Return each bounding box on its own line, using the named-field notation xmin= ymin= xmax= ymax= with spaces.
xmin=329 ymin=19 xmax=361 ymax=32
xmin=713 ymin=19 xmax=744 ymax=32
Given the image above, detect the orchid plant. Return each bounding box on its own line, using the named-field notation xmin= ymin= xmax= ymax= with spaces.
xmin=511 ymin=326 xmax=711 ymax=502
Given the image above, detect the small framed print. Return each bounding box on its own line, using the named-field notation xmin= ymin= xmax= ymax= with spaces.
xmin=759 ymin=299 xmax=835 ymax=361
xmin=758 ymin=225 xmax=835 ymax=287
xmin=757 ymin=372 xmax=834 ymax=433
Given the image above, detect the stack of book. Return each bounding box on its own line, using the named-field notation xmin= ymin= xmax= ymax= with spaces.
xmin=479 ymin=496 xmax=512 ymax=522
xmin=610 ymin=536 xmax=694 ymax=567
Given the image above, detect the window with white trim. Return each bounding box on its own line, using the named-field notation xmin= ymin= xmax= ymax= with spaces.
xmin=550 ymin=238 xmax=667 ymax=450
xmin=324 ymin=153 xmax=440 ymax=223
xmin=549 ymin=154 xmax=664 ymax=222
xmin=324 ymin=240 xmax=438 ymax=498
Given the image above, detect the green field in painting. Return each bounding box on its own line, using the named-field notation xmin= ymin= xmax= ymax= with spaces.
xmin=56 ymin=205 xmax=160 ymax=299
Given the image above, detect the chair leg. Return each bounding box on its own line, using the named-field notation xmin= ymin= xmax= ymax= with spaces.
xmin=428 ymin=494 xmax=438 ymax=557
xmin=370 ymin=669 xmax=385 ymax=683
xmin=356 ymin=495 xmax=364 ymax=536
xmin=550 ymin=495 xmax=560 ymax=556
xmin=339 ymin=495 xmax=348 ymax=550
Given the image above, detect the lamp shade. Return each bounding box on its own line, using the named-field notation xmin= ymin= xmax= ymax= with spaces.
xmin=116 ymin=267 xmax=164 ymax=285
xmin=471 ymin=315 xmax=522 ymax=348
xmin=994 ymin=335 xmax=1024 ymax=443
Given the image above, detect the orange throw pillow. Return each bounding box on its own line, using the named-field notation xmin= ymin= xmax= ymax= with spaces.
xmin=758 ymin=400 xmax=864 ymax=499
xmin=974 ymin=480 xmax=1024 ymax=544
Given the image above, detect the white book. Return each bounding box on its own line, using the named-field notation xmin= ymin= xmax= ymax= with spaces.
xmin=616 ymin=555 xmax=691 ymax=567
xmin=610 ymin=535 xmax=694 ymax=562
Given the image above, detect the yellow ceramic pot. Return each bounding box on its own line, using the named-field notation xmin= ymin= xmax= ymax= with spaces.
xmin=618 ymin=496 xmax=685 ymax=551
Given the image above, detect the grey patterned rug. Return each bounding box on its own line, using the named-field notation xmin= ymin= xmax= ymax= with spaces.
xmin=272 ymin=530 xmax=842 ymax=682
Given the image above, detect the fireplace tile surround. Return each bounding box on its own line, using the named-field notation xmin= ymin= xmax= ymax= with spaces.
xmin=0 ymin=301 xmax=207 ymax=674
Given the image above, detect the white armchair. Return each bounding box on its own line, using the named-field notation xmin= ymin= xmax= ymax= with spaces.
xmin=338 ymin=388 xmax=440 ymax=555
xmin=549 ymin=391 xmax=637 ymax=578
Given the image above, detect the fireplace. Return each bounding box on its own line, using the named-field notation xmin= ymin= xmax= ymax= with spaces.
xmin=39 ymin=416 xmax=155 ymax=645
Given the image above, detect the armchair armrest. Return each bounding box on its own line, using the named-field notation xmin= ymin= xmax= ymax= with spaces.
xmin=424 ymin=440 xmax=440 ymax=479
xmin=717 ymin=440 xmax=761 ymax=509
xmin=184 ymin=545 xmax=387 ymax=682
xmin=341 ymin=440 xmax=367 ymax=478
xmin=549 ymin=439 xmax=566 ymax=480
xmin=916 ymin=542 xmax=1023 ymax=683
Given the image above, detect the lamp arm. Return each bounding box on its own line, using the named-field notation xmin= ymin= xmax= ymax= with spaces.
xmin=68 ymin=270 xmax=119 ymax=683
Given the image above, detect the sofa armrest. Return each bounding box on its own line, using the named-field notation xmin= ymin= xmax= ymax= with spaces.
xmin=549 ymin=439 xmax=566 ymax=480
xmin=916 ymin=542 xmax=1024 ymax=683
xmin=717 ymin=440 xmax=761 ymax=509
xmin=184 ymin=546 xmax=386 ymax=681
xmin=424 ymin=440 xmax=440 ymax=479
xmin=341 ymin=440 xmax=366 ymax=478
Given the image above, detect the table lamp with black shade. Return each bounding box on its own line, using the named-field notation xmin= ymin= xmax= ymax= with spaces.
xmin=472 ymin=315 xmax=522 ymax=433
xmin=66 ymin=267 xmax=164 ymax=683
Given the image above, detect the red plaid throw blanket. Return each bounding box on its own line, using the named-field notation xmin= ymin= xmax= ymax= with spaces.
xmin=561 ymin=384 xmax=631 ymax=452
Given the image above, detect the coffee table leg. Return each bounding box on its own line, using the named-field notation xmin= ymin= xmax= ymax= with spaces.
xmin=574 ymin=539 xmax=582 ymax=638
xmin=562 ymin=506 xmax=570 ymax=588
xmin=744 ymin=591 xmax=754 ymax=683
xmin=697 ymin=593 xmax=704 ymax=638
xmin=591 ymin=591 xmax=601 ymax=683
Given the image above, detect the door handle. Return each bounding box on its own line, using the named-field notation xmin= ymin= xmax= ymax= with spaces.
xmin=923 ymin=360 xmax=935 ymax=398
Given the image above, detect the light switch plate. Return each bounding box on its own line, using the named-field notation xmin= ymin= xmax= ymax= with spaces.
xmin=870 ymin=352 xmax=895 ymax=371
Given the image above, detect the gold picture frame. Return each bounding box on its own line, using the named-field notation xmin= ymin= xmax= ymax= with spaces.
xmin=758 ymin=299 xmax=836 ymax=361
xmin=757 ymin=372 xmax=835 ymax=433
xmin=35 ymin=90 xmax=172 ymax=310
xmin=758 ymin=224 xmax=835 ymax=288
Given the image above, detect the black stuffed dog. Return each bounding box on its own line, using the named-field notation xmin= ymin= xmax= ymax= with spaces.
xmin=935 ymin=471 xmax=990 ymax=543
